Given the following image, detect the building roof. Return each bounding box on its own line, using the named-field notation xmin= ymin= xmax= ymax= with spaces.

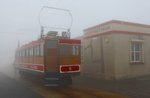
xmin=84 ymin=20 xmax=150 ymax=38
xmin=84 ymin=20 xmax=150 ymax=32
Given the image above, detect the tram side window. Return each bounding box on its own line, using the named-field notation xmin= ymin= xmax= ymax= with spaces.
xmin=25 ymin=49 xmax=28 ymax=57
xmin=40 ymin=44 xmax=44 ymax=56
xmin=33 ymin=46 xmax=40 ymax=56
xmin=33 ymin=47 xmax=36 ymax=56
xmin=30 ymin=48 xmax=33 ymax=56
xmin=19 ymin=50 xmax=22 ymax=57
xmin=24 ymin=49 xmax=26 ymax=57
xmin=34 ymin=46 xmax=37 ymax=56
xmin=17 ymin=51 xmax=19 ymax=57
xmin=28 ymin=48 xmax=30 ymax=57
xmin=22 ymin=50 xmax=25 ymax=57
xmin=37 ymin=45 xmax=40 ymax=56
xmin=19 ymin=51 xmax=21 ymax=57
xmin=15 ymin=51 xmax=18 ymax=57
xmin=76 ymin=46 xmax=79 ymax=56
xmin=22 ymin=50 xmax=24 ymax=57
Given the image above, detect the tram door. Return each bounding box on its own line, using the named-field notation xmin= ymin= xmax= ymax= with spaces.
xmin=45 ymin=40 xmax=58 ymax=73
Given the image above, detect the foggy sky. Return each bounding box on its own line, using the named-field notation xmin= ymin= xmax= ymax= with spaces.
xmin=0 ymin=0 xmax=150 ymax=67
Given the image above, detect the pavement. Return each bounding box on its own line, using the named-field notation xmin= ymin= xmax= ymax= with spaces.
xmin=72 ymin=75 xmax=150 ymax=98
xmin=0 ymin=72 xmax=43 ymax=98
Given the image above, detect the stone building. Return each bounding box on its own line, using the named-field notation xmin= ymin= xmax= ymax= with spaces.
xmin=82 ymin=20 xmax=150 ymax=80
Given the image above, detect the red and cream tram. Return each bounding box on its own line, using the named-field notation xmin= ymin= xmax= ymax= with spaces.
xmin=14 ymin=34 xmax=81 ymax=86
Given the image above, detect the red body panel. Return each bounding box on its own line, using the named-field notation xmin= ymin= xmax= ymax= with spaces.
xmin=17 ymin=64 xmax=44 ymax=72
xmin=59 ymin=39 xmax=81 ymax=44
xmin=59 ymin=65 xmax=80 ymax=73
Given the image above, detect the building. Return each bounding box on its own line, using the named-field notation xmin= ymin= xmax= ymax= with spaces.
xmin=82 ymin=20 xmax=150 ymax=80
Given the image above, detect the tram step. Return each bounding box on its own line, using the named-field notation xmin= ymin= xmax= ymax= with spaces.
xmin=44 ymin=84 xmax=59 ymax=87
xmin=44 ymin=77 xmax=59 ymax=80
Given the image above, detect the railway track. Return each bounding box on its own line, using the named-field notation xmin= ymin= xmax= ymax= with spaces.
xmin=16 ymin=77 xmax=128 ymax=98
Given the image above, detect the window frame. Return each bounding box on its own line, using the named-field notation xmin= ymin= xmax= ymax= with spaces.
xmin=130 ymin=40 xmax=144 ymax=64
xmin=72 ymin=45 xmax=80 ymax=56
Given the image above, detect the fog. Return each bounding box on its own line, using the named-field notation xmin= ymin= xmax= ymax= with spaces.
xmin=0 ymin=0 xmax=150 ymax=76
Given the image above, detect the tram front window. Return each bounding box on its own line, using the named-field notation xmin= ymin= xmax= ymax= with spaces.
xmin=59 ymin=45 xmax=71 ymax=57
xmin=59 ymin=45 xmax=80 ymax=57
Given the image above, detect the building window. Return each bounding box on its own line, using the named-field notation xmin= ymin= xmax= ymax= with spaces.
xmin=130 ymin=41 xmax=143 ymax=63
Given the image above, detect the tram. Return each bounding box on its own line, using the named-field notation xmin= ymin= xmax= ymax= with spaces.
xmin=14 ymin=6 xmax=80 ymax=86
xmin=14 ymin=31 xmax=81 ymax=86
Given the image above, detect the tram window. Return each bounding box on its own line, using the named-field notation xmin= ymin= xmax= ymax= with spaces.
xmin=15 ymin=51 xmax=18 ymax=57
xmin=72 ymin=45 xmax=80 ymax=56
xmin=72 ymin=46 xmax=76 ymax=55
xmin=17 ymin=51 xmax=19 ymax=57
xmin=26 ymin=49 xmax=28 ymax=57
xmin=24 ymin=49 xmax=26 ymax=57
xmin=47 ymin=41 xmax=57 ymax=48
xmin=33 ymin=46 xmax=40 ymax=56
xmin=60 ymin=45 xmax=71 ymax=57
xmin=22 ymin=50 xmax=25 ymax=57
xmin=40 ymin=44 xmax=44 ymax=56
xmin=20 ymin=51 xmax=22 ymax=57
xmin=37 ymin=45 xmax=40 ymax=56
xmin=22 ymin=50 xmax=23 ymax=57
xmin=34 ymin=46 xmax=37 ymax=56
xmin=21 ymin=51 xmax=22 ymax=57
xmin=28 ymin=49 xmax=30 ymax=57
xmin=24 ymin=50 xmax=26 ymax=57
xmin=33 ymin=47 xmax=36 ymax=56
xmin=31 ymin=48 xmax=33 ymax=56
xmin=34 ymin=47 xmax=37 ymax=56
xmin=30 ymin=48 xmax=33 ymax=56
xmin=18 ymin=51 xmax=20 ymax=57
xmin=25 ymin=49 xmax=28 ymax=57
xmin=75 ymin=46 xmax=79 ymax=56
xmin=24 ymin=49 xmax=27 ymax=57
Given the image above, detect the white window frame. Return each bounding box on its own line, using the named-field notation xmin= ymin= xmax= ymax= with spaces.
xmin=130 ymin=39 xmax=144 ymax=63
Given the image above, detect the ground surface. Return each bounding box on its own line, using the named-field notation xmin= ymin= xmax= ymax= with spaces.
xmin=0 ymin=70 xmax=128 ymax=98
xmin=0 ymin=73 xmax=43 ymax=98
xmin=19 ymin=77 xmax=128 ymax=98
xmin=0 ymin=65 xmax=128 ymax=98
xmin=2 ymin=64 xmax=150 ymax=98
xmin=73 ymin=75 xmax=150 ymax=98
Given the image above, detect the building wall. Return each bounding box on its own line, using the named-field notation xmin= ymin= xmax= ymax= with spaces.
xmin=82 ymin=34 xmax=116 ymax=80
xmin=102 ymin=34 xmax=116 ymax=79
xmin=114 ymin=33 xmax=150 ymax=79
xmin=83 ymin=32 xmax=150 ymax=80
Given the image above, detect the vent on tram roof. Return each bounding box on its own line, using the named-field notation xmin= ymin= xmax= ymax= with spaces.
xmin=47 ymin=31 xmax=58 ymax=37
